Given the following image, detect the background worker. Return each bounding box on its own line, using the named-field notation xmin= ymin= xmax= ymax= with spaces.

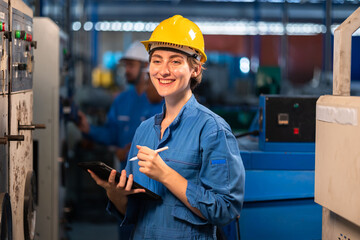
xmin=89 ymin=15 xmax=245 ymax=239
xmin=77 ymin=40 xmax=163 ymax=171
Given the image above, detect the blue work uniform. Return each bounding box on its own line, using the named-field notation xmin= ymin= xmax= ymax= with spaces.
xmin=86 ymin=86 xmax=163 ymax=170
xmin=108 ymin=95 xmax=245 ymax=239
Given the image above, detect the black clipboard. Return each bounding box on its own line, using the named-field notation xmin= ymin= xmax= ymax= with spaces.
xmin=78 ymin=161 xmax=162 ymax=201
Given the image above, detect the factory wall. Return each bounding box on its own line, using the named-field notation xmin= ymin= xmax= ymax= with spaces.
xmin=204 ymin=34 xmax=324 ymax=85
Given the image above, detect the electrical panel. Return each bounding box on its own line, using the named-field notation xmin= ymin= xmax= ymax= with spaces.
xmin=3 ymin=1 xmax=39 ymax=240
xmin=0 ymin=0 xmax=8 ymax=195
xmin=258 ymin=95 xmax=318 ymax=152
xmin=8 ymin=1 xmax=36 ymax=238
xmin=10 ymin=4 xmax=33 ymax=92
xmin=0 ymin=1 xmax=11 ymax=239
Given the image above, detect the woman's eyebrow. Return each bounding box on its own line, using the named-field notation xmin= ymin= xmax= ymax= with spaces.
xmin=152 ymin=53 xmax=184 ymax=60
xmin=151 ymin=54 xmax=163 ymax=59
xmin=169 ymin=54 xmax=184 ymax=59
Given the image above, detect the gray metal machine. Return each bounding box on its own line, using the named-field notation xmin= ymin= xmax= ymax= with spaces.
xmin=0 ymin=0 xmax=11 ymax=238
xmin=8 ymin=1 xmax=36 ymax=239
xmin=33 ymin=17 xmax=66 ymax=240
xmin=0 ymin=0 xmax=46 ymax=239
xmin=315 ymin=7 xmax=360 ymax=240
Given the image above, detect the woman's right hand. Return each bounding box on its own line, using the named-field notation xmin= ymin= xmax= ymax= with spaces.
xmin=88 ymin=169 xmax=145 ymax=214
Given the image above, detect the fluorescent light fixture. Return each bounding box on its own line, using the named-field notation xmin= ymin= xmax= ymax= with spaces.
xmin=72 ymin=20 xmax=357 ymax=36
xmin=239 ymin=57 xmax=250 ymax=74
xmin=72 ymin=21 xmax=81 ymax=31
xmin=84 ymin=21 xmax=93 ymax=31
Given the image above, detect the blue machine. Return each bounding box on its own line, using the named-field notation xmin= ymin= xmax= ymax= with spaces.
xmin=223 ymin=95 xmax=322 ymax=240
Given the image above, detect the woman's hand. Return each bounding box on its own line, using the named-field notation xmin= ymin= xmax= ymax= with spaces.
xmin=136 ymin=145 xmax=171 ymax=183
xmin=88 ymin=169 xmax=145 ymax=214
xmin=136 ymin=145 xmax=205 ymax=219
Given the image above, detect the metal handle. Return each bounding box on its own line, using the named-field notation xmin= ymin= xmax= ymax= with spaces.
xmin=18 ymin=124 xmax=46 ymax=130
xmin=333 ymin=7 xmax=360 ymax=96
xmin=5 ymin=135 xmax=24 ymax=141
xmin=0 ymin=137 xmax=7 ymax=144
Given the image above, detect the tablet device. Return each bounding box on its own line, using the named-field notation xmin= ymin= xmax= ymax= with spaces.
xmin=78 ymin=161 xmax=162 ymax=201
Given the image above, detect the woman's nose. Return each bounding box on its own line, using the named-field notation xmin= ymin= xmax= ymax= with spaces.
xmin=159 ymin=63 xmax=170 ymax=76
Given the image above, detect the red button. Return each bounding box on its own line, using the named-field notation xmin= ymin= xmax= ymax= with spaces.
xmin=293 ymin=128 xmax=299 ymax=135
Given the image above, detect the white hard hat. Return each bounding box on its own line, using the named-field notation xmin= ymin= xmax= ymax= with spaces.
xmin=121 ymin=41 xmax=149 ymax=63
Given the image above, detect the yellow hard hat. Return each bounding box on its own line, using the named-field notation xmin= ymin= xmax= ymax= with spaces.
xmin=141 ymin=15 xmax=207 ymax=63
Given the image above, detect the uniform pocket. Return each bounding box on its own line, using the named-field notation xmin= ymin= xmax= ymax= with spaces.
xmin=171 ymin=204 xmax=208 ymax=226
xmin=163 ymin=150 xmax=201 ymax=179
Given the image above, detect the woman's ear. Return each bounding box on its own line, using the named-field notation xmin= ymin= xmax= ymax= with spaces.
xmin=192 ymin=64 xmax=201 ymax=78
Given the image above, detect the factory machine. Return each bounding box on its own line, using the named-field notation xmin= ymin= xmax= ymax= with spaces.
xmin=0 ymin=0 xmax=12 ymax=239
xmin=230 ymin=94 xmax=322 ymax=240
xmin=32 ymin=17 xmax=68 ymax=240
xmin=315 ymin=7 xmax=360 ymax=239
xmin=0 ymin=0 xmax=46 ymax=239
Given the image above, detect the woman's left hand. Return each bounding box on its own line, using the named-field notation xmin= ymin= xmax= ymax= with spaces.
xmin=136 ymin=145 xmax=171 ymax=182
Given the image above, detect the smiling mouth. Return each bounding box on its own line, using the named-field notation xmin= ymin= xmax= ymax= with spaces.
xmin=159 ymin=79 xmax=175 ymax=84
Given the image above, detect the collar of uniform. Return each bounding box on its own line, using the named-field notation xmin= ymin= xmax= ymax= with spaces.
xmin=154 ymin=94 xmax=197 ymax=127
xmin=154 ymin=105 xmax=166 ymax=126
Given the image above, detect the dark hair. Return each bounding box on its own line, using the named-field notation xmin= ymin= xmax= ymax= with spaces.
xmin=187 ymin=56 xmax=205 ymax=90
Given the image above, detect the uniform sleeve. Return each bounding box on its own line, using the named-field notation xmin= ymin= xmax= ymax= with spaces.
xmin=86 ymin=99 xmax=119 ymax=146
xmin=186 ymin=128 xmax=245 ymax=226
xmin=106 ymin=198 xmax=140 ymax=226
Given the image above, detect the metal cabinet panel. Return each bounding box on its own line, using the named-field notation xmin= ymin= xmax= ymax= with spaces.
xmin=0 ymin=0 xmax=9 ymax=94
xmin=8 ymin=91 xmax=33 ymax=240
xmin=315 ymin=95 xmax=360 ymax=227
xmin=33 ymin=17 xmax=61 ymax=240
xmin=0 ymin=95 xmax=8 ymax=193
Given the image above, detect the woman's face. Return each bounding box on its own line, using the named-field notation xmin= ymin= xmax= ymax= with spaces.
xmin=149 ymin=50 xmax=195 ymax=100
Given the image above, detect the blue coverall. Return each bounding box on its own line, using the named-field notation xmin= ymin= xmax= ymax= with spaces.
xmin=108 ymin=94 xmax=245 ymax=239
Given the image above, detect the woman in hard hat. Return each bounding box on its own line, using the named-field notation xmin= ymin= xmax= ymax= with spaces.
xmin=89 ymin=15 xmax=245 ymax=239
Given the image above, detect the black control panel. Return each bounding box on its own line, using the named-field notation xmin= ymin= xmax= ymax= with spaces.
xmin=263 ymin=96 xmax=318 ymax=143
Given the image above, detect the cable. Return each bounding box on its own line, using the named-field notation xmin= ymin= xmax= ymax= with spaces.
xmin=234 ymin=130 xmax=259 ymax=138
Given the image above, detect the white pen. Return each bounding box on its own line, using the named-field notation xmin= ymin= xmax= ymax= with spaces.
xmin=129 ymin=146 xmax=169 ymax=161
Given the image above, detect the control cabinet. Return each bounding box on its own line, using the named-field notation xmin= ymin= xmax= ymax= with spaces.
xmin=33 ymin=17 xmax=64 ymax=240
xmin=0 ymin=1 xmax=39 ymax=239
xmin=0 ymin=1 xmax=11 ymax=239
xmin=315 ymin=7 xmax=360 ymax=240
xmin=8 ymin=1 xmax=36 ymax=240
xmin=258 ymin=95 xmax=318 ymax=152
xmin=0 ymin=0 xmax=8 ymax=194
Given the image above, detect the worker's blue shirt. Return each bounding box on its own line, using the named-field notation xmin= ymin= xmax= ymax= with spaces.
xmin=108 ymin=94 xmax=245 ymax=239
xmin=86 ymin=85 xmax=162 ymax=144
